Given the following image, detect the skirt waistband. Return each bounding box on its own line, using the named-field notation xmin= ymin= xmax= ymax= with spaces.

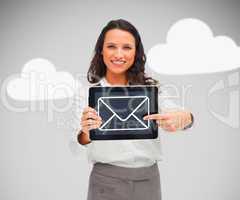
xmin=92 ymin=162 xmax=159 ymax=181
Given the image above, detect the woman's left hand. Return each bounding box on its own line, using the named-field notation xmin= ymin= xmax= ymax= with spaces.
xmin=143 ymin=111 xmax=192 ymax=132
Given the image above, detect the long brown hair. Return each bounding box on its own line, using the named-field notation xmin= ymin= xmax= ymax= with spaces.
xmin=87 ymin=19 xmax=158 ymax=85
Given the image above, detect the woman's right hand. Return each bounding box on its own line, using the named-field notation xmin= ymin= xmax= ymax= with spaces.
xmin=79 ymin=107 xmax=102 ymax=144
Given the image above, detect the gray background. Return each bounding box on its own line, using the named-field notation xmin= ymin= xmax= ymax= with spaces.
xmin=0 ymin=0 xmax=240 ymax=200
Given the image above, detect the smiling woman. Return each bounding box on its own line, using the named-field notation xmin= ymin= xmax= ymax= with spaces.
xmin=76 ymin=19 xmax=194 ymax=200
xmin=87 ymin=19 xmax=157 ymax=85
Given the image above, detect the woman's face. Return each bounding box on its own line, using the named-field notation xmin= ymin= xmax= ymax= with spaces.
xmin=102 ymin=29 xmax=136 ymax=76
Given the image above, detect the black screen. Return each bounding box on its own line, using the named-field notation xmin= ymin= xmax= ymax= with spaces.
xmin=89 ymin=86 xmax=158 ymax=140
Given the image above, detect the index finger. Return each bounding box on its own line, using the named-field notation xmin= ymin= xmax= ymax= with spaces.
xmin=143 ymin=113 xmax=171 ymax=120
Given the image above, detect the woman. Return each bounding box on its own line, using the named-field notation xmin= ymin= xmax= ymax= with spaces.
xmin=77 ymin=19 xmax=193 ymax=200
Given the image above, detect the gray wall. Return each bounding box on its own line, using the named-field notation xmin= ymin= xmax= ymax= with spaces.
xmin=0 ymin=0 xmax=239 ymax=200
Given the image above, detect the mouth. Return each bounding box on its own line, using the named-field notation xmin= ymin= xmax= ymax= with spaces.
xmin=111 ymin=60 xmax=126 ymax=66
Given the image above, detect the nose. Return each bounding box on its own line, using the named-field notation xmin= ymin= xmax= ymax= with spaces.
xmin=114 ymin=48 xmax=124 ymax=59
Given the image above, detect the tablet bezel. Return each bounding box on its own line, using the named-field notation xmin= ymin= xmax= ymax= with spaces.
xmin=88 ymin=86 xmax=158 ymax=140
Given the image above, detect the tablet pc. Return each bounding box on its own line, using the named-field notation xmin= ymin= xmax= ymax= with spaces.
xmin=88 ymin=86 xmax=158 ymax=140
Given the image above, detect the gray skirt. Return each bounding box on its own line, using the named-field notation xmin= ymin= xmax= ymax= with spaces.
xmin=87 ymin=162 xmax=161 ymax=200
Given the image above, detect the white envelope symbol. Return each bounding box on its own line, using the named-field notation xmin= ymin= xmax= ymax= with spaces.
xmin=97 ymin=96 xmax=150 ymax=131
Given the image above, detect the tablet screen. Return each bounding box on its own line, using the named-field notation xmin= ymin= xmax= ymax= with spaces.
xmin=89 ymin=86 xmax=158 ymax=140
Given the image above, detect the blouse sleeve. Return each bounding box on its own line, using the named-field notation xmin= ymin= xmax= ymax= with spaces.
xmin=158 ymin=85 xmax=194 ymax=130
xmin=71 ymin=81 xmax=89 ymax=147
xmin=158 ymin=85 xmax=183 ymax=112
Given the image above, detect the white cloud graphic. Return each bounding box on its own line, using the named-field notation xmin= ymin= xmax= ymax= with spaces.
xmin=147 ymin=18 xmax=240 ymax=74
xmin=7 ymin=58 xmax=75 ymax=101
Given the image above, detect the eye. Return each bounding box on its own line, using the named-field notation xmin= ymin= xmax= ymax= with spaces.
xmin=107 ymin=45 xmax=115 ymax=49
xmin=123 ymin=46 xmax=132 ymax=50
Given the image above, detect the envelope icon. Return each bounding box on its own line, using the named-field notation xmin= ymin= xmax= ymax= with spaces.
xmin=97 ymin=96 xmax=150 ymax=131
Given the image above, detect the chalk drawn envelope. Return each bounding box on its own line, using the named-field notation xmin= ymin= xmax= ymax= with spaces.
xmin=98 ymin=96 xmax=150 ymax=131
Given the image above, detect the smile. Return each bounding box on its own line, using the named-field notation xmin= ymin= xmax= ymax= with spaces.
xmin=111 ymin=60 xmax=126 ymax=65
